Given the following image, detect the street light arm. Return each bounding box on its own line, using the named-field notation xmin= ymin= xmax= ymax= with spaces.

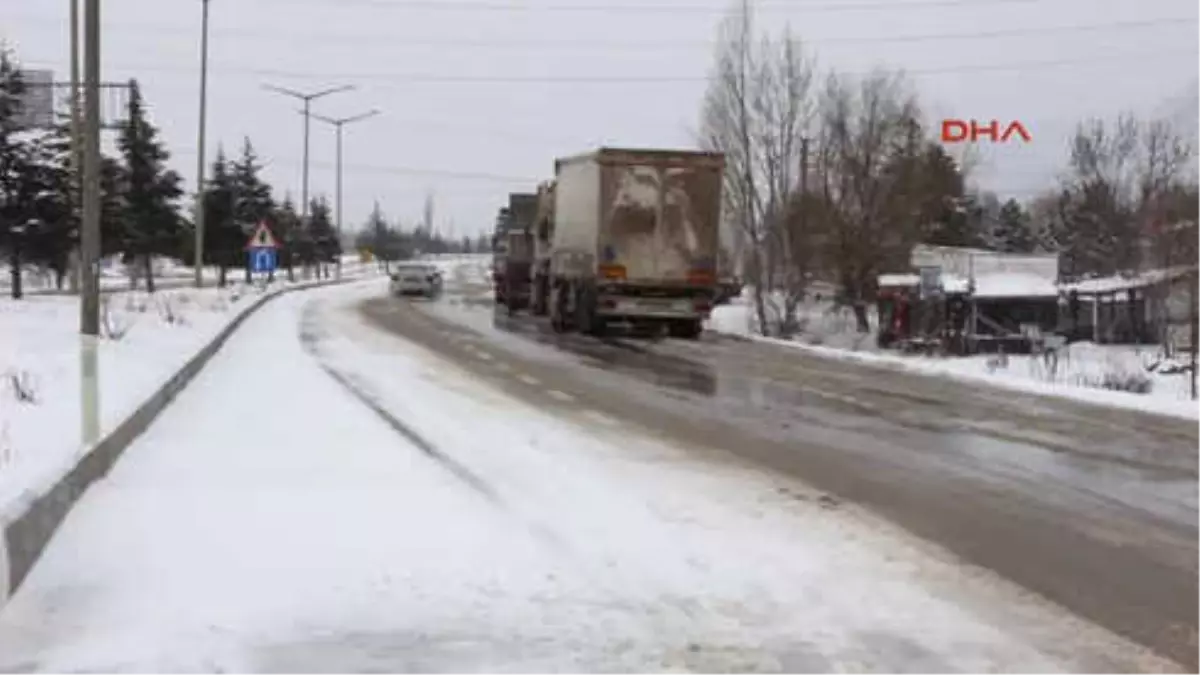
xmin=342 ymin=109 xmax=380 ymax=126
xmin=308 ymin=109 xmax=380 ymax=127
xmin=308 ymin=110 xmax=341 ymax=126
xmin=262 ymin=83 xmax=307 ymax=99
xmin=310 ymin=83 xmax=356 ymax=101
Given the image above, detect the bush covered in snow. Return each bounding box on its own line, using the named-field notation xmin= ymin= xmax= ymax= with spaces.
xmin=4 ymin=369 xmax=39 ymax=405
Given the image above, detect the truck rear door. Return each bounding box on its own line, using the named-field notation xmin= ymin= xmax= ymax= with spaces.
xmin=598 ymin=155 xmax=720 ymax=287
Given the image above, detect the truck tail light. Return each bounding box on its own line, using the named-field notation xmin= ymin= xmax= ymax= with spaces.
xmin=687 ymin=269 xmax=714 ymax=285
xmin=599 ymin=264 xmax=626 ymax=280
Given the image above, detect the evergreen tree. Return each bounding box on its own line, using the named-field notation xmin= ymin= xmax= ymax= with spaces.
xmin=116 ymin=80 xmax=183 ymax=292
xmin=306 ymin=196 xmax=338 ymax=278
xmin=992 ymin=198 xmax=1036 ymax=253
xmin=99 ymin=155 xmax=128 ymax=258
xmin=272 ymin=195 xmax=301 ymax=282
xmin=0 ymin=46 xmax=31 ymax=297
xmin=200 ymin=148 xmax=241 ymax=286
xmin=21 ymin=131 xmax=75 ymax=291
xmin=34 ymin=117 xmax=82 ymax=288
xmin=230 ymin=138 xmax=274 ymax=282
xmin=231 ymin=137 xmax=273 ymax=234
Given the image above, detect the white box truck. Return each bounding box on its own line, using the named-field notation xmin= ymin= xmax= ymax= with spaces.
xmin=529 ymin=147 xmax=725 ymax=339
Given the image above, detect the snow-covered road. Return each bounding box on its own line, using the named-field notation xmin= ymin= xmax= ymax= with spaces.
xmin=0 ymin=281 xmax=1175 ymax=672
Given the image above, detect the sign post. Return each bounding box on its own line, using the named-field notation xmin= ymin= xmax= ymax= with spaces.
xmin=245 ymin=221 xmax=279 ymax=288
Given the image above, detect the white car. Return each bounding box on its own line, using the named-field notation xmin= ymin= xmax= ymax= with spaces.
xmin=389 ymin=263 xmax=443 ymax=299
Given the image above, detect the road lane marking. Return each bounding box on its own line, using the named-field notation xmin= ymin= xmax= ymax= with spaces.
xmin=547 ymin=389 xmax=575 ymax=402
xmin=517 ymin=374 xmax=541 ymax=386
xmin=473 ymin=350 xmax=494 ymax=362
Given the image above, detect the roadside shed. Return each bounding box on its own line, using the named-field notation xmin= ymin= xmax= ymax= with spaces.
xmin=1058 ymin=266 xmax=1197 ymax=346
xmin=877 ymin=245 xmax=1062 ymax=354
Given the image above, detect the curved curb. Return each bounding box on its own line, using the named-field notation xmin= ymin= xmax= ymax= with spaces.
xmin=0 ymin=276 xmax=368 ymax=602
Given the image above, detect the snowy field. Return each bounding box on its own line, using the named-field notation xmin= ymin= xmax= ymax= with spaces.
xmin=707 ymin=291 xmax=1199 ymax=420
xmin=0 ymin=280 xmax=1175 ymax=672
xmin=0 ymin=267 xmax=382 ymax=522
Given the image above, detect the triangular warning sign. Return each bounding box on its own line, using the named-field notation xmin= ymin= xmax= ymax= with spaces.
xmin=246 ymin=221 xmax=279 ymax=250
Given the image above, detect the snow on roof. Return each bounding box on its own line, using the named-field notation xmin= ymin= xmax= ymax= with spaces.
xmin=876 ymin=271 xmax=1057 ymax=298
xmin=973 ymin=273 xmax=1059 ymax=299
xmin=941 ymin=274 xmax=972 ymax=294
xmin=878 ymin=273 xmax=919 ymax=287
xmin=1059 ymin=266 xmax=1196 ymax=295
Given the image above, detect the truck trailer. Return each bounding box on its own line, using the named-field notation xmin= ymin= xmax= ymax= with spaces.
xmin=530 ymin=147 xmax=725 ymax=339
xmin=492 ymin=193 xmax=537 ymax=309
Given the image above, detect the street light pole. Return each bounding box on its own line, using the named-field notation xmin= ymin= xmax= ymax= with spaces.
xmin=262 ymin=83 xmax=355 ymax=223
xmin=80 ymin=0 xmax=101 ymax=446
xmin=193 ymin=0 xmax=210 ymax=289
xmin=310 ymin=109 xmax=379 ymax=280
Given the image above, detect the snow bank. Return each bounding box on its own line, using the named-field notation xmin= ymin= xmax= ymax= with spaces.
xmin=0 ymin=271 xmax=381 ymax=521
xmin=709 ymin=288 xmax=879 ymax=352
xmin=708 ymin=295 xmax=1198 ymax=420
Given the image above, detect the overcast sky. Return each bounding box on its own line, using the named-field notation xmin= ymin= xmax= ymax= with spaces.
xmin=6 ymin=0 xmax=1198 ymax=238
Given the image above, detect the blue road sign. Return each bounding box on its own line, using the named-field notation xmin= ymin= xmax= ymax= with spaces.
xmin=249 ymin=247 xmax=277 ymax=274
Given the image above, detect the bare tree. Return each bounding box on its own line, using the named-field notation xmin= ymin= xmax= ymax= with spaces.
xmin=1060 ymin=114 xmax=1190 ymax=277
xmin=700 ymin=0 xmax=816 ymax=337
xmin=809 ymin=68 xmax=923 ymax=332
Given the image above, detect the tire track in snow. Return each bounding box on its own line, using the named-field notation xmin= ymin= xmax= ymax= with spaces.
xmin=297 ymin=306 xmax=502 ymax=505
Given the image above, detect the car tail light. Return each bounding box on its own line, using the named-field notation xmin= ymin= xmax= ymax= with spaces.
xmin=599 ymin=264 xmax=626 ymax=280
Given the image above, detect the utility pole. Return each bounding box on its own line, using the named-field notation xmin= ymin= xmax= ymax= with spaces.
xmin=262 ymin=84 xmax=354 ymax=224
xmin=193 ymin=0 xmax=210 ymax=288
xmin=68 ymin=0 xmax=83 ymax=293
xmin=80 ymin=0 xmax=101 ymax=446
xmin=1185 ymin=220 xmax=1195 ymax=398
xmin=1185 ymin=264 xmax=1195 ymax=398
xmin=310 ymin=109 xmax=379 ymax=280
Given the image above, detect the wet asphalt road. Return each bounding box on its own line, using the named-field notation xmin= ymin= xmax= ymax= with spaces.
xmin=360 ymin=279 xmax=1199 ymax=670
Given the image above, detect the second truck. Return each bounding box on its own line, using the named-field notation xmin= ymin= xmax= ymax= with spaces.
xmin=523 ymin=147 xmax=725 ymax=339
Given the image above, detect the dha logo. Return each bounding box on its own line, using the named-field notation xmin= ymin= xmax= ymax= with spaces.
xmin=941 ymin=119 xmax=1032 ymax=144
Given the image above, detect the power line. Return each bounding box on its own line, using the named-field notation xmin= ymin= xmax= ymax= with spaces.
xmin=7 ymin=12 xmax=1190 ymax=48
xmin=243 ymin=0 xmax=1048 ymax=13
xmin=174 ymin=147 xmax=541 ymax=183
xmin=22 ymin=48 xmax=1192 ymax=85
xmin=11 ymin=13 xmax=1194 ymax=48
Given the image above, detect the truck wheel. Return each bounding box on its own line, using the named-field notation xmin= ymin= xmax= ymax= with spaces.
xmin=531 ymin=276 xmax=548 ymax=316
xmin=575 ymin=285 xmax=605 ymax=337
xmin=550 ymin=284 xmax=567 ymax=333
xmin=668 ymin=319 xmax=703 ymax=340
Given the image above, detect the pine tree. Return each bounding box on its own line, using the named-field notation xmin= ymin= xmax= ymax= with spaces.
xmin=99 ymin=155 xmax=128 ymax=258
xmin=21 ymin=130 xmax=75 ymax=290
xmin=0 ymin=46 xmax=31 ymax=297
xmin=306 ymin=196 xmax=337 ymax=278
xmin=231 ymin=138 xmax=273 ymax=235
xmin=273 ymin=195 xmax=301 ymax=282
xmin=230 ymin=138 xmax=274 ymax=282
xmin=992 ymin=198 xmax=1036 ymax=253
xmin=35 ymin=118 xmax=82 ymax=288
xmin=200 ymin=148 xmax=241 ymax=286
xmin=116 ymin=80 xmax=183 ymax=292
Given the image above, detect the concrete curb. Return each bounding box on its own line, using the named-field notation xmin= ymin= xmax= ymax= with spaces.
xmin=0 ymin=275 xmax=371 ymax=601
